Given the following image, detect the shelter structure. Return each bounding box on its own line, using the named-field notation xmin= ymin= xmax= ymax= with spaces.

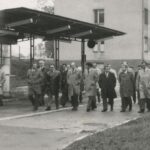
xmin=0 ymin=7 xmax=124 ymax=93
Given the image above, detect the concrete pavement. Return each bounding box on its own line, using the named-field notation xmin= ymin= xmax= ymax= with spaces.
xmin=0 ymin=98 xmax=143 ymax=150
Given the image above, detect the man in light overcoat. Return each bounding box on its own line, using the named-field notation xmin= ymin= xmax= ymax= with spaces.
xmin=136 ymin=62 xmax=150 ymax=113
xmin=0 ymin=66 xmax=6 ymax=106
xmin=67 ymin=62 xmax=81 ymax=111
xmin=85 ymin=62 xmax=99 ymax=112
xmin=119 ymin=64 xmax=134 ymax=112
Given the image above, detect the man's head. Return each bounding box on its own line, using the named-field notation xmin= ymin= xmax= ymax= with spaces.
xmin=108 ymin=64 xmax=112 ymax=69
xmin=122 ymin=64 xmax=128 ymax=72
xmin=39 ymin=60 xmax=45 ymax=68
xmin=104 ymin=64 xmax=110 ymax=73
xmin=32 ymin=62 xmax=37 ymax=69
xmin=50 ymin=64 xmax=55 ymax=72
xmin=141 ymin=61 xmax=146 ymax=70
xmin=137 ymin=65 xmax=142 ymax=70
xmin=71 ymin=62 xmax=76 ymax=69
xmin=62 ymin=64 xmax=67 ymax=71
xmin=67 ymin=64 xmax=71 ymax=70
xmin=121 ymin=61 xmax=128 ymax=68
xmin=93 ymin=63 xmax=97 ymax=69
xmin=86 ymin=62 xmax=93 ymax=70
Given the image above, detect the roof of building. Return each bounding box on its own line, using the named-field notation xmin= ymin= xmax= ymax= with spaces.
xmin=0 ymin=7 xmax=125 ymax=44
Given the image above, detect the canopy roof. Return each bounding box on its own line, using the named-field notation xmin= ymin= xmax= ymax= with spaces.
xmin=0 ymin=7 xmax=125 ymax=44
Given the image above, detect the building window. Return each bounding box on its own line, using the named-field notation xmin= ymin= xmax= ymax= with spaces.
xmin=94 ymin=9 xmax=104 ymax=25
xmin=99 ymin=41 xmax=105 ymax=52
xmin=144 ymin=36 xmax=148 ymax=52
xmin=93 ymin=41 xmax=105 ymax=53
xmin=144 ymin=8 xmax=148 ymax=25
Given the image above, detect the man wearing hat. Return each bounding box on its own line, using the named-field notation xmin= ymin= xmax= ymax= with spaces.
xmin=99 ymin=64 xmax=117 ymax=112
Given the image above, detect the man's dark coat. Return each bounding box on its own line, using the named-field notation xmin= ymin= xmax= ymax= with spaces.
xmin=99 ymin=72 xmax=117 ymax=99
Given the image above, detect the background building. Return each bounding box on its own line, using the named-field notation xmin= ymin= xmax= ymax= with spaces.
xmin=54 ymin=0 xmax=150 ymax=69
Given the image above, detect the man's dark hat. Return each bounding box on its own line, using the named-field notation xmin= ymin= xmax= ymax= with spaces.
xmin=86 ymin=62 xmax=93 ymax=67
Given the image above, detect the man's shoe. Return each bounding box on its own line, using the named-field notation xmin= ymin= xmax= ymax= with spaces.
xmin=120 ymin=109 xmax=125 ymax=112
xmin=0 ymin=100 xmax=4 ymax=106
xmin=86 ymin=108 xmax=90 ymax=112
xmin=92 ymin=106 xmax=97 ymax=110
xmin=45 ymin=107 xmax=51 ymax=111
xmin=129 ymin=108 xmax=132 ymax=112
xmin=33 ymin=107 xmax=38 ymax=111
xmin=72 ymin=107 xmax=78 ymax=111
xmin=138 ymin=110 xmax=144 ymax=113
xmin=0 ymin=103 xmax=3 ymax=106
xmin=56 ymin=106 xmax=59 ymax=110
xmin=72 ymin=107 xmax=75 ymax=111
xmin=101 ymin=109 xmax=107 ymax=112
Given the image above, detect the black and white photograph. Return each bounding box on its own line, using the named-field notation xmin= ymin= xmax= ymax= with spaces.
xmin=0 ymin=0 xmax=150 ymax=149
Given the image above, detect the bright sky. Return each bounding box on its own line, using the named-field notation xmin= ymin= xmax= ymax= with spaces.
xmin=0 ymin=0 xmax=54 ymax=10
xmin=0 ymin=0 xmax=54 ymax=57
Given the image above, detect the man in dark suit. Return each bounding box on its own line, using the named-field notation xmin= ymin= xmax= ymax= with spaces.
xmin=27 ymin=62 xmax=44 ymax=111
xmin=99 ymin=64 xmax=117 ymax=112
xmin=60 ymin=64 xmax=68 ymax=107
xmin=38 ymin=60 xmax=48 ymax=106
xmin=45 ymin=64 xmax=61 ymax=110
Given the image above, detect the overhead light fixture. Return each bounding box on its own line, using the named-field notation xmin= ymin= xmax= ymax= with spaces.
xmin=70 ymin=30 xmax=93 ymax=38
xmin=46 ymin=25 xmax=71 ymax=34
xmin=0 ymin=29 xmax=19 ymax=36
xmin=6 ymin=18 xmax=34 ymax=27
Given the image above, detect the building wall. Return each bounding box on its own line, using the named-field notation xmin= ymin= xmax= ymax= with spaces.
xmin=143 ymin=0 xmax=150 ymax=60
xmin=54 ymin=0 xmax=143 ymax=63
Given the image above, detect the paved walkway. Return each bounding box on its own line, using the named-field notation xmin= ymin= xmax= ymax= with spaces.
xmin=0 ymin=98 xmax=143 ymax=150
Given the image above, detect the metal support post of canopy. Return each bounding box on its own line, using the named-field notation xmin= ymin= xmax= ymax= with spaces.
xmin=54 ymin=40 xmax=60 ymax=69
xmin=0 ymin=43 xmax=2 ymax=64
xmin=30 ymin=35 xmax=35 ymax=68
xmin=81 ymin=39 xmax=86 ymax=76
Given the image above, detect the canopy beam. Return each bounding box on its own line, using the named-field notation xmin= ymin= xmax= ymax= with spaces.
xmin=30 ymin=34 xmax=35 ymax=68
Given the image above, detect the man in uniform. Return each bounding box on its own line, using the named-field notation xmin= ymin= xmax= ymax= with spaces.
xmin=27 ymin=62 xmax=43 ymax=111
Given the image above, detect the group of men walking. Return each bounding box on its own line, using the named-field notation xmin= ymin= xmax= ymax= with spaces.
xmin=27 ymin=61 xmax=81 ymax=111
xmin=27 ymin=59 xmax=150 ymax=114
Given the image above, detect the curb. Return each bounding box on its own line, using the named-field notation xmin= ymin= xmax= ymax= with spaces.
xmin=60 ymin=116 xmax=141 ymax=150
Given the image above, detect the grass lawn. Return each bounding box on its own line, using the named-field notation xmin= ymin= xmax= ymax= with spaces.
xmin=64 ymin=114 xmax=150 ymax=150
